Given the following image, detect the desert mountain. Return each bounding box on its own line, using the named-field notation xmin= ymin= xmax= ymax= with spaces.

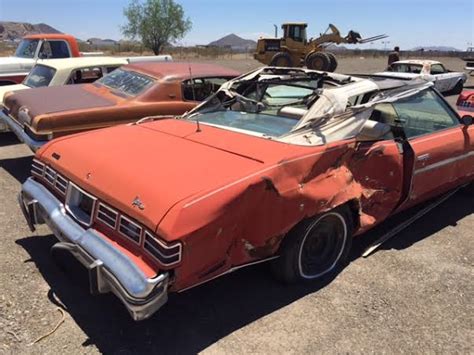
xmin=411 ymin=46 xmax=461 ymax=52
xmin=208 ymin=33 xmax=256 ymax=51
xmin=0 ymin=21 xmax=61 ymax=41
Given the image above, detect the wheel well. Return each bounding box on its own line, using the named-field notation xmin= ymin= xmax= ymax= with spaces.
xmin=277 ymin=199 xmax=361 ymax=254
xmin=0 ymin=80 xmax=17 ymax=86
xmin=344 ymin=199 xmax=361 ymax=232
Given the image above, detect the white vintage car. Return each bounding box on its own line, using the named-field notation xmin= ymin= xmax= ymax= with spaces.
xmin=376 ymin=60 xmax=467 ymax=94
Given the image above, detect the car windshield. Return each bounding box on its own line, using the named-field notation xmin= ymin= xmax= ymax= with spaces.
xmin=23 ymin=64 xmax=56 ymax=88
xmin=15 ymin=39 xmax=40 ymax=58
xmin=185 ymin=74 xmax=326 ymax=137
xmin=96 ymin=68 xmax=154 ymax=96
xmin=391 ymin=63 xmax=423 ymax=74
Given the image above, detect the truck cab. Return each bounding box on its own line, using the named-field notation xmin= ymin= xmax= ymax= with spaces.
xmin=0 ymin=34 xmax=81 ymax=86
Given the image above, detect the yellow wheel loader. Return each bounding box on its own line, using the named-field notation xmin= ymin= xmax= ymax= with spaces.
xmin=254 ymin=23 xmax=387 ymax=72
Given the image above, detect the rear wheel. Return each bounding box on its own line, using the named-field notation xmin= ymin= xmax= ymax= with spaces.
xmin=270 ymin=52 xmax=293 ymax=67
xmin=305 ymin=52 xmax=331 ymax=71
xmin=272 ymin=206 xmax=353 ymax=283
xmin=326 ymin=52 xmax=338 ymax=72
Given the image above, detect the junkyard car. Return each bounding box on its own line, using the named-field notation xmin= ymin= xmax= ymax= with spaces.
xmin=19 ymin=67 xmax=473 ymax=320
xmin=376 ymin=59 xmax=467 ymax=94
xmin=1 ymin=62 xmax=239 ymax=151
xmin=0 ymin=57 xmax=131 ymax=103
xmin=456 ymin=90 xmax=474 ymax=117
xmin=0 ymin=57 xmax=128 ymax=132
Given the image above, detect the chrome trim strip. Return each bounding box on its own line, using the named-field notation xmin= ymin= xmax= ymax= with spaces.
xmin=414 ymin=151 xmax=474 ymax=175
xmin=178 ymin=256 xmax=279 ymax=293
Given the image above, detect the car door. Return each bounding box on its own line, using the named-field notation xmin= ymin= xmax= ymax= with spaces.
xmin=430 ymin=63 xmax=453 ymax=92
xmin=392 ymin=88 xmax=471 ymax=209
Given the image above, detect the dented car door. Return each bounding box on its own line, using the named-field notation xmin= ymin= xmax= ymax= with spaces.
xmin=393 ymin=89 xmax=470 ymax=207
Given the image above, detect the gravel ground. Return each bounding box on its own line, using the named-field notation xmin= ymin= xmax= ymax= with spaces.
xmin=0 ymin=56 xmax=472 ymax=354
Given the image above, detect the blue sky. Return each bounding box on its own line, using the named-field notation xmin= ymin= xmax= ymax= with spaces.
xmin=0 ymin=0 xmax=473 ymax=49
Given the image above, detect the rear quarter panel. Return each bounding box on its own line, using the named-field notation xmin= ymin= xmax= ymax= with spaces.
xmin=160 ymin=139 xmax=404 ymax=291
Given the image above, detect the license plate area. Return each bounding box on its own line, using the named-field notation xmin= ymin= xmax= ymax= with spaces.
xmin=65 ymin=182 xmax=97 ymax=227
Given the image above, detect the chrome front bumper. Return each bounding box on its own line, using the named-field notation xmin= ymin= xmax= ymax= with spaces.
xmin=0 ymin=109 xmax=46 ymax=151
xmin=19 ymin=177 xmax=169 ymax=321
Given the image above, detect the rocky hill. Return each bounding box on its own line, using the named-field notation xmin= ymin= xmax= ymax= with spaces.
xmin=208 ymin=34 xmax=256 ymax=52
xmin=0 ymin=21 xmax=61 ymax=41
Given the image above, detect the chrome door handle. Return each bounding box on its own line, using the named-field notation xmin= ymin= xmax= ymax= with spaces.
xmin=417 ymin=153 xmax=430 ymax=161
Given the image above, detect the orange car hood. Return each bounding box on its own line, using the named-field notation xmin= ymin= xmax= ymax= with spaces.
xmin=38 ymin=119 xmax=300 ymax=236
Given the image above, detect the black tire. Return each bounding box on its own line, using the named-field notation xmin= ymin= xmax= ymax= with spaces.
xmin=452 ymin=80 xmax=464 ymax=95
xmin=305 ymin=52 xmax=331 ymax=71
xmin=270 ymin=52 xmax=293 ymax=67
xmin=326 ymin=52 xmax=338 ymax=72
xmin=463 ymin=180 xmax=474 ymax=195
xmin=272 ymin=205 xmax=354 ymax=283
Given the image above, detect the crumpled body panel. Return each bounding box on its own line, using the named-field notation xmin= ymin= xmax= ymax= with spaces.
xmin=160 ymin=139 xmax=404 ymax=291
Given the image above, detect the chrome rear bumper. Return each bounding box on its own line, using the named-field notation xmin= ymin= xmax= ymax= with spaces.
xmin=0 ymin=109 xmax=46 ymax=151
xmin=19 ymin=177 xmax=168 ymax=321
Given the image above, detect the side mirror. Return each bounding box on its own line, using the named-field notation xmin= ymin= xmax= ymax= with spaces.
xmin=461 ymin=115 xmax=473 ymax=126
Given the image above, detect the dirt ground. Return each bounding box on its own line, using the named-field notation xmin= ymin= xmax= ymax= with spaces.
xmin=0 ymin=56 xmax=473 ymax=354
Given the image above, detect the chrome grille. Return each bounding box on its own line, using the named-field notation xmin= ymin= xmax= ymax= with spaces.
xmin=31 ymin=159 xmax=45 ymax=177
xmin=144 ymin=231 xmax=181 ymax=266
xmin=119 ymin=216 xmax=142 ymax=244
xmin=96 ymin=203 xmax=118 ymax=229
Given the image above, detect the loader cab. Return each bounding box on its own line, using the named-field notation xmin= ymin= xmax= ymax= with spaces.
xmin=282 ymin=23 xmax=308 ymax=43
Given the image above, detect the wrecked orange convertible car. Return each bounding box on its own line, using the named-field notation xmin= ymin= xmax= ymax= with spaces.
xmin=19 ymin=67 xmax=474 ymax=320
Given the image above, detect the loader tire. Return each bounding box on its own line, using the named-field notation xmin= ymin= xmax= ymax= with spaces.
xmin=326 ymin=52 xmax=338 ymax=72
xmin=270 ymin=52 xmax=293 ymax=67
xmin=306 ymin=52 xmax=330 ymax=71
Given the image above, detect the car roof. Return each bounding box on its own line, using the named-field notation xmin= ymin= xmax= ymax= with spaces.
xmin=123 ymin=62 xmax=241 ymax=80
xmin=23 ymin=33 xmax=76 ymax=41
xmin=35 ymin=56 xmax=128 ymax=70
xmin=392 ymin=59 xmax=441 ymax=65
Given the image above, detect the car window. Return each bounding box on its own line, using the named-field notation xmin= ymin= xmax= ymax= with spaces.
xmin=241 ymin=83 xmax=314 ymax=111
xmin=14 ymin=39 xmax=40 ymax=58
xmin=182 ymin=77 xmax=230 ymax=102
xmin=68 ymin=67 xmax=104 ymax=84
xmin=430 ymin=64 xmax=445 ymax=75
xmin=96 ymin=68 xmax=154 ymax=96
xmin=23 ymin=65 xmax=56 ymax=88
xmin=105 ymin=66 xmax=120 ymax=74
xmin=391 ymin=64 xmax=423 ymax=74
xmin=392 ymin=89 xmax=459 ymax=138
xmin=39 ymin=40 xmax=71 ymax=59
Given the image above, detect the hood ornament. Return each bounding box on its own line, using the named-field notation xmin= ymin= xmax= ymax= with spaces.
xmin=132 ymin=196 xmax=145 ymax=210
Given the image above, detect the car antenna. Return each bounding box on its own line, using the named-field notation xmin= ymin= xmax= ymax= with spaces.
xmin=188 ymin=63 xmax=201 ymax=132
